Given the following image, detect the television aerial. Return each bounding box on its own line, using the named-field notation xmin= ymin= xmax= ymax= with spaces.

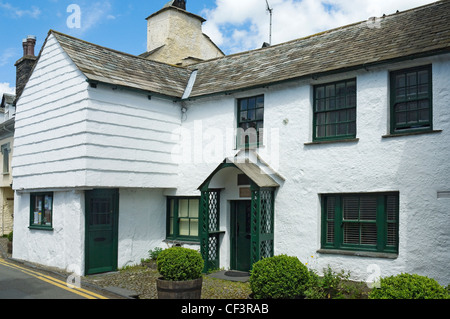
xmin=265 ymin=0 xmax=273 ymax=45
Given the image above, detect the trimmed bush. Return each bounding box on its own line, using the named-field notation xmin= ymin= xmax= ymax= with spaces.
xmin=369 ymin=273 xmax=449 ymax=299
xmin=157 ymin=247 xmax=204 ymax=281
xmin=250 ymin=255 xmax=310 ymax=299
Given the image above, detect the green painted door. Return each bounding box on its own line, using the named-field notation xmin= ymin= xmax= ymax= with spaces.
xmin=231 ymin=201 xmax=252 ymax=272
xmin=85 ymin=189 xmax=119 ymax=275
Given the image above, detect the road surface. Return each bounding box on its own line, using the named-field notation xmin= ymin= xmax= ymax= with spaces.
xmin=0 ymin=258 xmax=109 ymax=299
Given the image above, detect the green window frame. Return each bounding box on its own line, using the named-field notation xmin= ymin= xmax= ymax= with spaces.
xmin=167 ymin=197 xmax=200 ymax=242
xmin=237 ymin=95 xmax=264 ymax=149
xmin=321 ymin=192 xmax=399 ymax=254
xmin=313 ymin=79 xmax=357 ymax=141
xmin=390 ymin=65 xmax=432 ymax=134
xmin=30 ymin=192 xmax=54 ymax=230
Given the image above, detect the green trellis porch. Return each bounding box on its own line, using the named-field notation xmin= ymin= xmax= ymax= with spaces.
xmin=198 ymin=160 xmax=279 ymax=273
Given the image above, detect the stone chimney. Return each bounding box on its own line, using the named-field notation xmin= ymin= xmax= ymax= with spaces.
xmin=145 ymin=0 xmax=224 ymax=66
xmin=14 ymin=35 xmax=37 ymax=102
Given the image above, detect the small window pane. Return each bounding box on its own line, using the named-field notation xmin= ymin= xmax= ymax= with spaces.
xmin=247 ymin=109 xmax=256 ymax=121
xmin=240 ymin=99 xmax=248 ymax=111
xmin=189 ymin=199 xmax=199 ymax=218
xmin=326 ymin=85 xmax=335 ymax=97
xmin=396 ymin=74 xmax=406 ymax=88
xmin=407 ymin=72 xmax=417 ymax=86
xmin=316 ymin=87 xmax=325 ymax=99
xmin=343 ymin=223 xmax=360 ymax=244
xmin=190 ymin=220 xmax=199 ymax=237
xmin=360 ymin=197 xmax=377 ymax=220
xmin=343 ymin=197 xmax=359 ymax=220
xmin=396 ymin=88 xmax=406 ymax=99
xmin=316 ymin=99 xmax=325 ymax=112
xmin=418 ymin=70 xmax=429 ymax=84
xmin=361 ymin=224 xmax=377 ymax=245
xmin=179 ymin=199 xmax=189 ymax=217
xmin=248 ymin=98 xmax=256 ymax=109
xmin=256 ymin=96 xmax=264 ymax=108
xmin=179 ymin=219 xmax=190 ymax=236
xmin=256 ymin=108 xmax=264 ymax=120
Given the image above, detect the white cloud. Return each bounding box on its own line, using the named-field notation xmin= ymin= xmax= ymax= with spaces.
xmin=0 ymin=82 xmax=15 ymax=97
xmin=0 ymin=48 xmax=16 ymax=67
xmin=202 ymin=0 xmax=439 ymax=54
xmin=0 ymin=1 xmax=41 ymax=19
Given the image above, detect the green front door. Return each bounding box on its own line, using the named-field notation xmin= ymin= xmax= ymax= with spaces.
xmin=231 ymin=201 xmax=252 ymax=272
xmin=85 ymin=189 xmax=119 ymax=275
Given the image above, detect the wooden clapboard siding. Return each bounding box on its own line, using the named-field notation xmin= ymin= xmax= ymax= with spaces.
xmin=13 ymin=33 xmax=182 ymax=190
xmin=13 ymin=34 xmax=89 ymax=189
xmin=84 ymin=83 xmax=181 ymax=187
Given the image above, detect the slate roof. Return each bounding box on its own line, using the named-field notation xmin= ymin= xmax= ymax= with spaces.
xmin=51 ymin=31 xmax=191 ymax=98
xmin=49 ymin=0 xmax=450 ymax=100
xmin=187 ymin=0 xmax=450 ymax=98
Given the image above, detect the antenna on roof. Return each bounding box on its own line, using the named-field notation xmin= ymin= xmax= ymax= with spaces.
xmin=265 ymin=0 xmax=273 ymax=45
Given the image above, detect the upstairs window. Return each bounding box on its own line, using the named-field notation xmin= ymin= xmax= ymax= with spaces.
xmin=237 ymin=95 xmax=264 ymax=148
xmin=390 ymin=65 xmax=432 ymax=134
xmin=314 ymin=79 xmax=357 ymax=141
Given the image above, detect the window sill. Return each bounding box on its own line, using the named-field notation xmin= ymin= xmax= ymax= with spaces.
xmin=29 ymin=226 xmax=54 ymax=231
xmin=317 ymin=249 xmax=398 ymax=259
xmin=164 ymin=239 xmax=200 ymax=246
xmin=304 ymin=138 xmax=359 ymax=146
xmin=382 ymin=130 xmax=442 ymax=139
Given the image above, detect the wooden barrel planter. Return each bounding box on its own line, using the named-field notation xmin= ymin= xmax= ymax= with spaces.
xmin=156 ymin=277 xmax=203 ymax=299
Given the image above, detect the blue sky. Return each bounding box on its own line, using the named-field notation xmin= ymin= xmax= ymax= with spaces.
xmin=0 ymin=0 xmax=438 ymax=96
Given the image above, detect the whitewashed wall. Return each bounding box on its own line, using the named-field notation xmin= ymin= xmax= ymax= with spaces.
xmin=13 ymin=190 xmax=85 ymax=274
xmin=117 ymin=188 xmax=167 ymax=268
xmin=175 ymin=55 xmax=450 ymax=285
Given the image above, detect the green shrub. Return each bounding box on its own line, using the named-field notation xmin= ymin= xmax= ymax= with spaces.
xmin=149 ymin=247 xmax=163 ymax=260
xmin=250 ymin=255 xmax=310 ymax=299
xmin=157 ymin=247 xmax=204 ymax=281
xmin=305 ymin=266 xmax=352 ymax=299
xmin=369 ymin=273 xmax=449 ymax=299
xmin=7 ymin=231 xmax=12 ymax=242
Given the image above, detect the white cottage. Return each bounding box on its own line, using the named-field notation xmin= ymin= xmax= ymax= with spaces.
xmin=12 ymin=1 xmax=450 ymax=285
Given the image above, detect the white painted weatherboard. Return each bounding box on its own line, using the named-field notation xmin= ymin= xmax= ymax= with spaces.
xmin=13 ymin=33 xmax=89 ymax=190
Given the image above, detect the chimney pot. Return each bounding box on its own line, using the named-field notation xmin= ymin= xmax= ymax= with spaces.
xmin=26 ymin=35 xmax=36 ymax=56
xmin=172 ymin=0 xmax=186 ymax=10
xmin=22 ymin=39 xmax=28 ymax=56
